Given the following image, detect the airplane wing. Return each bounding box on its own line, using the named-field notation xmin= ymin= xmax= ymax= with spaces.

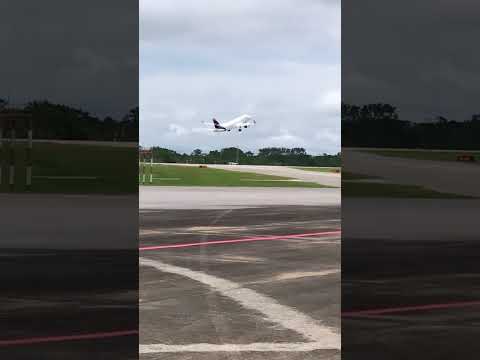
xmin=223 ymin=115 xmax=255 ymax=131
xmin=200 ymin=115 xmax=255 ymax=132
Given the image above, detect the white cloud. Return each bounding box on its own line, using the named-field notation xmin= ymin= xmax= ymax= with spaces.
xmin=266 ymin=130 xmax=306 ymax=148
xmin=315 ymin=129 xmax=340 ymax=150
xmin=168 ymin=124 xmax=188 ymax=136
xmin=316 ymin=90 xmax=341 ymax=113
xmin=140 ymin=0 xmax=340 ymax=154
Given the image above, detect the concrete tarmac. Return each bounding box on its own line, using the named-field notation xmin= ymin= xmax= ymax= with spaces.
xmin=343 ymin=197 xmax=480 ymax=359
xmin=1 ymin=193 xmax=137 ymax=249
xmin=0 ymin=193 xmax=138 ymax=358
xmin=343 ymin=236 xmax=480 ymax=359
xmin=344 ymin=198 xmax=480 ymax=241
xmin=0 ymin=250 xmax=138 ymax=359
xmin=140 ymin=191 xmax=341 ymax=359
xmin=343 ymin=148 xmax=480 ymax=197
xmin=140 ymin=186 xmax=340 ymax=210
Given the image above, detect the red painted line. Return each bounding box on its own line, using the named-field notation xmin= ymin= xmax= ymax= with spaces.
xmin=342 ymin=300 xmax=480 ymax=317
xmin=139 ymin=230 xmax=341 ymax=251
xmin=0 ymin=330 xmax=138 ymax=347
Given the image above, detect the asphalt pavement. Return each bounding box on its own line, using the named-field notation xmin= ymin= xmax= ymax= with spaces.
xmin=342 ymin=148 xmax=480 ymax=197
xmin=140 ymin=202 xmax=341 ymax=359
xmin=342 ymin=197 xmax=480 ymax=359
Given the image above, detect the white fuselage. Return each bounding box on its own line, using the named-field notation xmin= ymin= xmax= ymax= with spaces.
xmin=213 ymin=114 xmax=255 ymax=132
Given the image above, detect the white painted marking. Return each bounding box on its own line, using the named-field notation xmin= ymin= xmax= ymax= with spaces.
xmin=246 ymin=270 xmax=340 ymax=285
xmin=273 ymin=269 xmax=340 ymax=281
xmin=140 ymin=342 xmax=337 ymax=353
xmin=139 ymin=229 xmax=165 ymax=236
xmin=153 ymin=177 xmax=181 ymax=180
xmin=215 ymin=255 xmax=265 ymax=263
xmin=140 ymin=257 xmax=340 ymax=350
xmin=188 ymin=226 xmax=248 ymax=232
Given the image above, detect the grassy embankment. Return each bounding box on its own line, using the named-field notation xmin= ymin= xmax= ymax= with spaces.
xmin=1 ymin=142 xmax=136 ymax=194
xmin=143 ymin=164 xmax=329 ymax=188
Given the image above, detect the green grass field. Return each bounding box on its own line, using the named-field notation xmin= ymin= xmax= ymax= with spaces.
xmin=364 ymin=149 xmax=480 ymax=163
xmin=293 ymin=167 xmax=340 ymax=173
xmin=0 ymin=142 xmax=137 ymax=194
xmin=140 ymin=164 xmax=328 ymax=188
xmin=343 ymin=181 xmax=472 ymax=198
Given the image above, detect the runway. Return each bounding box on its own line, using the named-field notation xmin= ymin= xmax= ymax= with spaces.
xmin=160 ymin=163 xmax=341 ymax=188
xmin=1 ymin=193 xmax=137 ymax=249
xmin=342 ymin=196 xmax=480 ymax=358
xmin=140 ymin=186 xmax=341 ymax=359
xmin=341 ymin=148 xmax=480 ymax=358
xmin=344 ymin=198 xmax=480 ymax=241
xmin=0 ymin=193 xmax=138 ymax=359
xmin=140 ymin=186 xmax=340 ymax=209
xmin=0 ymin=249 xmax=138 ymax=359
xmin=343 ymin=148 xmax=480 ymax=197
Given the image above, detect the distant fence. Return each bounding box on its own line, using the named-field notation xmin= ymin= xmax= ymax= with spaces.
xmin=139 ymin=149 xmax=153 ymax=184
xmin=0 ymin=112 xmax=33 ymax=191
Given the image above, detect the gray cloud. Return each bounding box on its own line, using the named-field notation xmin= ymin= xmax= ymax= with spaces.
xmin=140 ymin=0 xmax=340 ymax=154
xmin=343 ymin=0 xmax=480 ymax=121
xmin=0 ymin=0 xmax=138 ymax=118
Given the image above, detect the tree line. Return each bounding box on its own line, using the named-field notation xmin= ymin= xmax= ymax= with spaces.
xmin=0 ymin=99 xmax=138 ymax=141
xmin=147 ymin=146 xmax=341 ymax=167
xmin=342 ymin=102 xmax=480 ymax=149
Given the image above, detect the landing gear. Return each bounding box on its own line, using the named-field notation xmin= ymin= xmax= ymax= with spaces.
xmin=238 ymin=128 xmax=242 ymax=132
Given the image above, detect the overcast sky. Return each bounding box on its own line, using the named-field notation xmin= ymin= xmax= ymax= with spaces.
xmin=343 ymin=0 xmax=480 ymax=122
xmin=140 ymin=0 xmax=340 ymax=155
xmin=0 ymin=1 xmax=138 ymax=119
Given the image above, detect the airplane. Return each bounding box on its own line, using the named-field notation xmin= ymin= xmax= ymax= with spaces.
xmin=204 ymin=114 xmax=255 ymax=132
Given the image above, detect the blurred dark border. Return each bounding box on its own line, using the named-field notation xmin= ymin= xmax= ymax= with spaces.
xmin=0 ymin=1 xmax=138 ymax=359
xmin=342 ymin=1 xmax=480 ymax=359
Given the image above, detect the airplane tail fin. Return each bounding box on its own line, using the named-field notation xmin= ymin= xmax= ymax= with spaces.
xmin=213 ymin=118 xmax=221 ymax=129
